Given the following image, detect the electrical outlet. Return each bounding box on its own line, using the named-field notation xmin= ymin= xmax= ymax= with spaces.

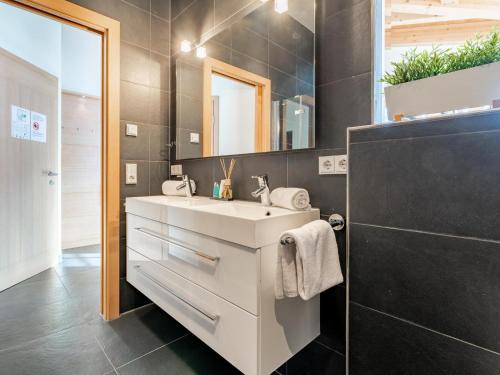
xmin=334 ymin=154 xmax=348 ymax=174
xmin=125 ymin=163 xmax=137 ymax=184
xmin=171 ymin=164 xmax=183 ymax=176
xmin=318 ymin=156 xmax=335 ymax=175
xmin=190 ymin=132 xmax=200 ymax=144
xmin=126 ymin=123 xmax=138 ymax=137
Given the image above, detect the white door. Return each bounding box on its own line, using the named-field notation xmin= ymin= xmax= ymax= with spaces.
xmin=0 ymin=47 xmax=59 ymax=291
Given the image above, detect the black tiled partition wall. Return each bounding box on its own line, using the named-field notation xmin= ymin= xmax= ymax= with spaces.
xmin=348 ymin=111 xmax=500 ymax=374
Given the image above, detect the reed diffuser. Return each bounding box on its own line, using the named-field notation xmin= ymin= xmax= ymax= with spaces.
xmin=219 ymin=158 xmax=236 ymax=200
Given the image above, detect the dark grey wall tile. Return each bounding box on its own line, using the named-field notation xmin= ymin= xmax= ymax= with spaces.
xmin=270 ymin=42 xmax=296 ymax=76
xmin=121 ymin=41 xmax=151 ymax=86
xmin=150 ymin=52 xmax=170 ymax=91
xmin=270 ymin=67 xmax=296 ymax=98
xmin=318 ymin=0 xmax=367 ymax=19
xmin=286 ymin=341 xmax=345 ymax=375
xmin=120 ymin=81 xmax=150 ymax=123
xmin=350 ymin=303 xmax=500 ymax=375
xmin=149 ymin=125 xmax=170 ymax=161
xmin=171 ymin=0 xmax=195 ymax=19
xmin=349 ymin=130 xmax=500 ymax=241
xmin=119 ymin=278 xmax=151 ymax=313
xmin=317 ymin=74 xmax=372 ymax=149
xmin=171 ymin=0 xmax=214 ymax=55
xmin=124 ymin=0 xmax=150 ymax=12
xmin=151 ymin=0 xmax=170 ymax=20
xmin=117 ymin=0 xmax=151 ymax=48
xmin=150 ymin=161 xmax=170 ymax=195
xmin=231 ymin=51 xmax=269 ymax=78
xmin=231 ymin=24 xmax=269 ymax=63
xmin=317 ymin=0 xmax=371 ymax=85
xmin=151 ymin=15 xmax=170 ymax=56
xmin=176 ymin=128 xmax=203 ymax=160
xmin=317 ymin=285 xmax=346 ymax=355
xmin=268 ymin=12 xmax=296 ymax=53
xmin=350 ymin=224 xmax=500 ymax=353
xmin=177 ymin=94 xmax=202 ymax=131
xmin=180 ymin=158 xmax=214 ymax=197
xmin=286 ymin=149 xmax=346 ymax=215
xmin=120 ymin=160 xmax=150 ymax=199
xmin=120 ymin=121 xmax=150 ymax=161
xmin=149 ymin=88 xmax=170 ymax=126
xmin=349 ymin=110 xmax=500 ymax=144
xmin=214 ymin=0 xmax=254 ymax=26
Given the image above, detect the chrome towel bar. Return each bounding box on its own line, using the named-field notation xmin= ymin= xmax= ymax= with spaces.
xmin=280 ymin=213 xmax=345 ymax=245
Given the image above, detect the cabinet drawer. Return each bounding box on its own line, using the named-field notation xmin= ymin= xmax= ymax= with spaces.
xmin=128 ymin=213 xmax=260 ymax=315
xmin=127 ymin=214 xmax=162 ymax=261
xmin=127 ymin=248 xmax=259 ymax=375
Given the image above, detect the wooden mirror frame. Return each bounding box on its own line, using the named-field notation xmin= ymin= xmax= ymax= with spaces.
xmin=202 ymin=57 xmax=271 ymax=157
xmin=4 ymin=0 xmax=121 ymax=320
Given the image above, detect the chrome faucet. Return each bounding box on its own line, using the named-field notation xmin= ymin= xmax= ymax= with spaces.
xmin=251 ymin=174 xmax=271 ymax=206
xmin=176 ymin=174 xmax=194 ymax=197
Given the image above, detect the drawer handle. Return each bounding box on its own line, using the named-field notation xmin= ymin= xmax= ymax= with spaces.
xmin=134 ymin=265 xmax=219 ymax=323
xmin=135 ymin=227 xmax=219 ymax=263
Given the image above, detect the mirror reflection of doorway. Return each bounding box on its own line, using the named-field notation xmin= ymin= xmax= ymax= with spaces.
xmin=0 ymin=0 xmax=102 ymax=325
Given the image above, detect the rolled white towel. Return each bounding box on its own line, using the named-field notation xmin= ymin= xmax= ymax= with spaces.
xmin=270 ymin=187 xmax=310 ymax=211
xmin=161 ymin=180 xmax=196 ymax=196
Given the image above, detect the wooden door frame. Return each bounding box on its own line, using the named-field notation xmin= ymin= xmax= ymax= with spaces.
xmin=4 ymin=0 xmax=121 ymax=320
xmin=202 ymin=57 xmax=271 ymax=156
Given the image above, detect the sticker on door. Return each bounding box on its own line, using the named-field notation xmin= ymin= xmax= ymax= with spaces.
xmin=30 ymin=111 xmax=47 ymax=143
xmin=11 ymin=105 xmax=30 ymax=140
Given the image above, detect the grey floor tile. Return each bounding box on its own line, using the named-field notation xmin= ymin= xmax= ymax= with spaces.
xmin=58 ymin=266 xmax=101 ymax=298
xmin=92 ymin=304 xmax=188 ymax=367
xmin=0 ymin=297 xmax=98 ymax=351
xmin=0 ymin=324 xmax=113 ymax=375
xmin=0 ymin=276 xmax=70 ymax=316
xmin=117 ymin=334 xmax=241 ymax=375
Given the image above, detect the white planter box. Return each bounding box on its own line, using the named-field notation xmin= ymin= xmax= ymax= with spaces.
xmin=385 ymin=61 xmax=500 ymax=120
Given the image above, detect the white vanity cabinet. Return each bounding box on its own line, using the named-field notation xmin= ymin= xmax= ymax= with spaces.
xmin=126 ymin=196 xmax=320 ymax=375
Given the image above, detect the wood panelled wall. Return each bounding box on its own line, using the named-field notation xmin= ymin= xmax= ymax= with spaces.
xmin=61 ymin=92 xmax=101 ymax=249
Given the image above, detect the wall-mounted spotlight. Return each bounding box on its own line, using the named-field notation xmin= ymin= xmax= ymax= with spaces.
xmin=274 ymin=0 xmax=288 ymax=14
xmin=180 ymin=40 xmax=192 ymax=53
xmin=196 ymin=46 xmax=207 ymax=59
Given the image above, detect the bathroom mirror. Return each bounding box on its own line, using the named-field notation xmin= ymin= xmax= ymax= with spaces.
xmin=172 ymin=0 xmax=315 ymax=159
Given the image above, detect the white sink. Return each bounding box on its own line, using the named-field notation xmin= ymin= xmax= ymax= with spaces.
xmin=126 ymin=196 xmax=320 ymax=248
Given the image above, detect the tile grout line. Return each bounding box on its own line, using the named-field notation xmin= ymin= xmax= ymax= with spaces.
xmin=313 ymin=339 xmax=346 ymax=358
xmin=351 ymin=222 xmax=500 ymax=244
xmin=349 ymin=128 xmax=500 ymax=146
xmin=115 ymin=333 xmax=191 ymax=370
xmin=351 ymin=301 xmax=500 ymax=357
xmin=94 ymin=334 xmax=118 ymax=373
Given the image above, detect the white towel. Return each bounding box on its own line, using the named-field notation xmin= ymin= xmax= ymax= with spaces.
xmin=270 ymin=187 xmax=310 ymax=210
xmin=161 ymin=180 xmax=196 ymax=196
xmin=275 ymin=220 xmax=343 ymax=300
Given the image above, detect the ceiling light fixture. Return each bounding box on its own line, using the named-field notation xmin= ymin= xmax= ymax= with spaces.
xmin=274 ymin=0 xmax=288 ymax=13
xmin=180 ymin=40 xmax=192 ymax=53
xmin=196 ymin=46 xmax=207 ymax=58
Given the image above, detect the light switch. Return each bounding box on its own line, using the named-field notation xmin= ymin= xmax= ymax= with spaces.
xmin=318 ymin=156 xmax=335 ymax=175
xmin=126 ymin=123 xmax=138 ymax=137
xmin=334 ymin=155 xmax=348 ymax=174
xmin=125 ymin=163 xmax=137 ymax=184
xmin=171 ymin=164 xmax=183 ymax=176
xmin=190 ymin=132 xmax=200 ymax=144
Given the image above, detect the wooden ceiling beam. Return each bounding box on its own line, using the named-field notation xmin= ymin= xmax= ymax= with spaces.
xmin=386 ymin=18 xmax=500 ymax=47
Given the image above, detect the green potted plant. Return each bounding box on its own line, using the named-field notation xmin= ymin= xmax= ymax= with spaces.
xmin=383 ymin=31 xmax=500 ymax=121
